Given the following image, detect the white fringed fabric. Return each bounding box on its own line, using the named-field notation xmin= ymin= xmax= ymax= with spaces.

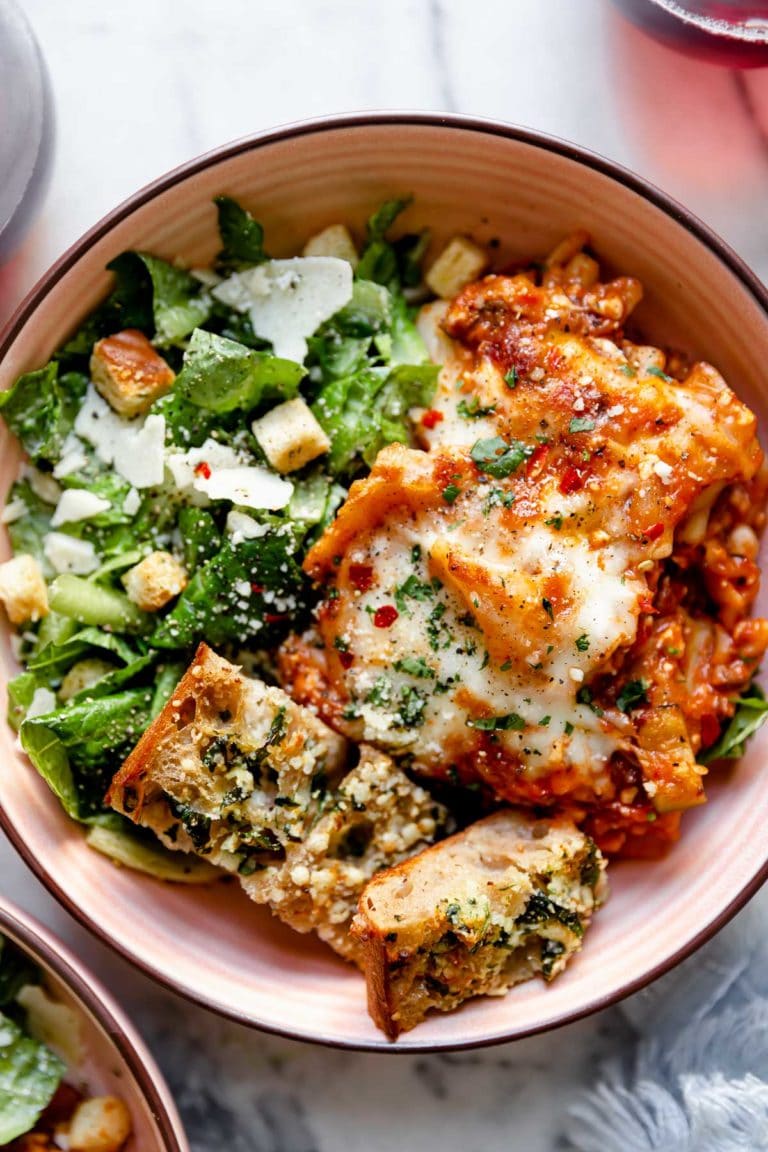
xmin=565 ymin=893 xmax=768 ymax=1150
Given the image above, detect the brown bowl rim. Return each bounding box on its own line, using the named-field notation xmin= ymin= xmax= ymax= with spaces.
xmin=1 ymin=110 xmax=767 ymax=1052
xmin=0 ymin=896 xmax=187 ymax=1148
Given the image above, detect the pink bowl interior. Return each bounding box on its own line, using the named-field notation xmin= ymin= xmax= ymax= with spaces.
xmin=1 ymin=118 xmax=767 ymax=1049
xmin=0 ymin=899 xmax=186 ymax=1148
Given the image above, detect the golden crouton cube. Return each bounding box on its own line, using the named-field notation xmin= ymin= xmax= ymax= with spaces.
xmin=67 ymin=1096 xmax=132 ymax=1152
xmin=252 ymin=397 xmax=330 ymax=473
xmin=0 ymin=554 xmax=48 ymax=624
xmin=122 ymin=551 xmax=187 ymax=612
xmin=425 ymin=236 xmax=488 ymax=299
xmin=90 ymin=329 xmax=175 ymax=417
xmin=302 ymin=223 xmax=359 ymax=268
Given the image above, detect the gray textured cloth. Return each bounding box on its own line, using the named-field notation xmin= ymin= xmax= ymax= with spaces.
xmin=565 ymin=887 xmax=768 ymax=1150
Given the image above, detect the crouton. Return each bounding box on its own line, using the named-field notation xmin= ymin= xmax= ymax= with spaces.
xmin=425 ymin=236 xmax=488 ymax=299
xmin=90 ymin=329 xmax=175 ymax=418
xmin=0 ymin=554 xmax=48 ymax=624
xmin=67 ymin=1096 xmax=132 ymax=1152
xmin=302 ymin=223 xmax=359 ymax=268
xmin=107 ymin=645 xmax=447 ymax=962
xmin=121 ymin=551 xmax=187 ymax=612
xmin=252 ymin=397 xmax=330 ymax=473
xmin=351 ymin=810 xmax=607 ymax=1037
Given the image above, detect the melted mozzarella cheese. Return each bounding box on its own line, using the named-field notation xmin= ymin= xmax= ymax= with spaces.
xmin=317 ymin=445 xmax=644 ymax=792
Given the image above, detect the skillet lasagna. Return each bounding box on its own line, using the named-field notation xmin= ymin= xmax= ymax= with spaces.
xmin=283 ymin=233 xmax=768 ymax=858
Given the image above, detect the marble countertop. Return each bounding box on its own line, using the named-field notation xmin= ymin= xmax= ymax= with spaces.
xmin=1 ymin=2 xmax=768 ymax=1149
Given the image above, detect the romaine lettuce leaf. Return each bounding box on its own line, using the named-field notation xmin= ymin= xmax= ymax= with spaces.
xmin=0 ymin=365 xmax=87 ymax=463
xmin=174 ymin=329 xmax=304 ymax=414
xmin=313 ymin=362 xmax=437 ymax=476
xmin=214 ymin=195 xmax=267 ymax=271
xmin=152 ymin=530 xmax=308 ymax=650
xmin=6 ymin=481 xmax=55 ymax=571
xmin=21 ymin=687 xmax=154 ymax=822
xmin=0 ymin=1011 xmax=64 ymax=1144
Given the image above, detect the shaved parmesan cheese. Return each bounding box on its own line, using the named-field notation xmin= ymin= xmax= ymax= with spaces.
xmin=194 ymin=466 xmax=293 ymax=510
xmin=26 ymin=687 xmax=58 ymax=720
xmin=74 ymin=385 xmax=165 ymax=489
xmin=25 ymin=467 xmax=61 ymax=505
xmin=226 ymin=510 xmax=270 ymax=545
xmin=212 ymin=257 xmax=354 ymax=363
xmin=51 ymin=489 xmax=111 ymax=527
xmin=114 ymin=414 xmax=165 ymax=489
xmin=53 ymin=436 xmax=88 ymax=479
xmin=123 ymin=488 xmax=141 ymax=516
xmin=43 ymin=532 xmax=99 ymax=575
xmin=166 ymin=439 xmax=243 ymax=493
xmin=1 ymin=498 xmax=27 ymax=524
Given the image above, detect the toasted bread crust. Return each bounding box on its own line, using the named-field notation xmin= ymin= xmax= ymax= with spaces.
xmin=108 ymin=644 xmax=448 ymax=963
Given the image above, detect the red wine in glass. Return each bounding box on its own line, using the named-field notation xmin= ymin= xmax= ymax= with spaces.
xmin=613 ymin=0 xmax=768 ymax=65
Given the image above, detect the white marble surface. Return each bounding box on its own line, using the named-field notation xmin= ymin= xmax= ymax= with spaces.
xmin=1 ymin=2 xmax=768 ymax=1149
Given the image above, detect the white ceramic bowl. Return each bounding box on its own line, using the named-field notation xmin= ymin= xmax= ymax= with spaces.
xmin=1 ymin=113 xmax=767 ymax=1050
xmin=0 ymin=897 xmax=187 ymax=1148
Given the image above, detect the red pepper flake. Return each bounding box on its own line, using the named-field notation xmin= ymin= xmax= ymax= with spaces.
xmin=421 ymin=408 xmax=444 ymax=429
xmin=373 ymin=605 xmax=399 ymax=628
xmin=559 ymin=463 xmax=587 ymax=494
xmin=264 ymin=612 xmax=289 ymax=624
xmin=349 ymin=563 xmax=374 ymax=592
xmin=251 ymin=583 xmax=264 ymax=594
xmin=645 ymin=522 xmax=664 ymax=542
xmin=194 ymin=461 xmax=212 ymax=479
xmin=338 ymin=650 xmax=354 ymax=669
xmin=526 ymin=442 xmax=548 ymax=476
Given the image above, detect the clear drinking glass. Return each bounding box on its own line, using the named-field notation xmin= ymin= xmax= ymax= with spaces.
xmin=613 ymin=0 xmax=768 ymax=65
xmin=0 ymin=0 xmax=55 ymax=260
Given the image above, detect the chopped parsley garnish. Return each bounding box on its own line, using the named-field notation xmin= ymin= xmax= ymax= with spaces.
xmin=545 ymin=516 xmax=563 ymax=530
xmin=619 ymin=363 xmax=637 ymax=378
xmin=647 ymin=365 xmax=673 ymax=383
xmin=395 ymin=574 xmax=441 ymax=613
xmin=442 ymin=482 xmax=461 ymax=504
xmin=542 ymin=597 xmax=554 ymax=620
xmin=457 ymin=397 xmax=496 ymax=419
xmin=539 ymin=715 xmax=551 ymax=726
xmin=333 ymin=636 xmax=349 ymax=652
xmin=467 ymin=712 xmax=526 ymax=731
xmin=394 ymin=656 xmax=436 ymax=679
xmin=500 ymin=658 xmax=513 ymax=671
xmin=576 ymin=685 xmax=604 ymax=717
xmin=504 ymin=367 xmax=518 ymax=389
xmin=482 ymin=487 xmax=516 ymax=515
xmin=470 ymin=436 xmax=533 ymax=479
xmin=575 ymin=634 xmax=590 ymax=652
xmin=569 ymin=416 xmax=596 ymax=434
xmin=426 ymin=601 xmax=452 ymax=651
xmin=564 ymin=720 xmax=575 ymax=735
xmin=411 ymin=544 xmax=422 ymax=564
xmin=616 ymin=678 xmax=649 ymax=713
xmin=398 ymin=685 xmax=427 ymax=728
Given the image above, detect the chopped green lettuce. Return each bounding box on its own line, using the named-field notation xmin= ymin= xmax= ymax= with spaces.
xmin=313 ymin=363 xmax=437 ymax=476
xmin=214 ymin=195 xmax=267 ymax=271
xmin=174 ymin=329 xmax=304 ymax=414
xmin=21 ymin=687 xmax=154 ymax=822
xmin=0 ymin=1011 xmax=64 ymax=1144
xmin=152 ymin=529 xmax=308 ymax=649
xmin=0 ymin=365 xmax=87 ymax=463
